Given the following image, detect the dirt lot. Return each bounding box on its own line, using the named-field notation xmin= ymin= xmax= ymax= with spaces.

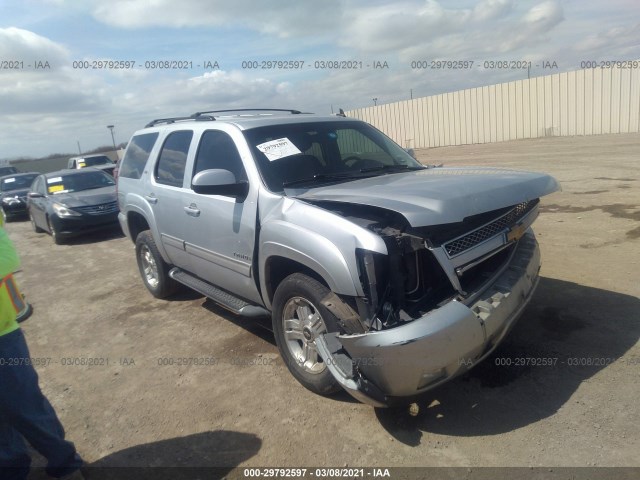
xmin=6 ymin=133 xmax=640 ymax=477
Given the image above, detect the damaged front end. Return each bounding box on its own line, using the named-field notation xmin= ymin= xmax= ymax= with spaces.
xmin=311 ymin=200 xmax=543 ymax=407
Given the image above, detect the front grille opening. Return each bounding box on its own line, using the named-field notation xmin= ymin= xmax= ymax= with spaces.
xmin=73 ymin=201 xmax=119 ymax=215
xmin=444 ymin=200 xmax=537 ymax=257
xmin=458 ymin=245 xmax=514 ymax=294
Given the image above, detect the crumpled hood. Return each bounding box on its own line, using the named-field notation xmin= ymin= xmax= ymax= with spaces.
xmin=51 ymin=186 xmax=116 ymax=208
xmin=293 ymin=167 xmax=560 ymax=226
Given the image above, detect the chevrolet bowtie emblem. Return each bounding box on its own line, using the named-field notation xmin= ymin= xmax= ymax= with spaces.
xmin=507 ymin=223 xmax=527 ymax=242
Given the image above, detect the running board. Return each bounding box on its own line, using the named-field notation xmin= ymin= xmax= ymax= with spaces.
xmin=169 ymin=268 xmax=269 ymax=318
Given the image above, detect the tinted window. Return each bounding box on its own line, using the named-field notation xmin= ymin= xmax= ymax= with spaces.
xmin=82 ymin=156 xmax=112 ymax=167
xmin=0 ymin=166 xmax=18 ymax=176
xmin=193 ymin=130 xmax=247 ymax=182
xmin=1 ymin=174 xmax=38 ymax=191
xmin=119 ymin=133 xmax=159 ymax=179
xmin=46 ymin=171 xmax=115 ymax=195
xmin=155 ymin=131 xmax=193 ymax=187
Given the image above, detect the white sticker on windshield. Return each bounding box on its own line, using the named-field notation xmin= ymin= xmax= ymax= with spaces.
xmin=4 ymin=178 xmax=15 ymax=183
xmin=47 ymin=176 xmax=63 ymax=183
xmin=256 ymin=137 xmax=302 ymax=161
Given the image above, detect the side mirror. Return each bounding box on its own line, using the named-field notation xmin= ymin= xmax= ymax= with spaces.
xmin=28 ymin=192 xmax=44 ymax=199
xmin=192 ymin=169 xmax=249 ymax=199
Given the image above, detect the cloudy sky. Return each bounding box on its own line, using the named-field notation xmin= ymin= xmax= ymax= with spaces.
xmin=1 ymin=0 xmax=638 ymax=159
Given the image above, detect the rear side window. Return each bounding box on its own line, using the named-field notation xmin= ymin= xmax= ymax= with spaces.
xmin=155 ymin=131 xmax=193 ymax=187
xmin=119 ymin=132 xmax=159 ymax=179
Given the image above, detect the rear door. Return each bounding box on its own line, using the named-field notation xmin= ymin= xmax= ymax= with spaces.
xmin=148 ymin=130 xmax=195 ymax=268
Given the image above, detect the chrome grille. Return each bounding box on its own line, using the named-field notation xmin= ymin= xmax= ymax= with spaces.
xmin=444 ymin=201 xmax=536 ymax=257
xmin=73 ymin=201 xmax=118 ymax=215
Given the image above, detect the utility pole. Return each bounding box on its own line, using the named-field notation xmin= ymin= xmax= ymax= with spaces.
xmin=77 ymin=141 xmax=81 ymax=154
xmin=107 ymin=125 xmax=117 ymax=150
xmin=373 ymin=98 xmax=378 ymax=106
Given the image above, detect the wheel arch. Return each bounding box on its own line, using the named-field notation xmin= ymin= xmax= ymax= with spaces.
xmin=260 ymin=242 xmax=359 ymax=310
xmin=126 ymin=211 xmax=151 ymax=244
xmin=264 ymin=256 xmax=329 ymax=307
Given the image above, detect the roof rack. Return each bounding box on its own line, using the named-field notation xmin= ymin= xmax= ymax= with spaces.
xmin=191 ymin=108 xmax=306 ymax=117
xmin=144 ymin=115 xmax=215 ymax=128
xmin=145 ymin=109 xmax=309 ymax=128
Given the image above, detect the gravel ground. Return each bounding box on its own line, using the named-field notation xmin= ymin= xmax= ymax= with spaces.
xmin=5 ymin=132 xmax=639 ymax=479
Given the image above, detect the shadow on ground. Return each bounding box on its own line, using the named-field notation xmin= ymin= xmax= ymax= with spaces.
xmin=375 ymin=277 xmax=640 ymax=445
xmin=27 ymin=430 xmax=261 ymax=480
xmin=60 ymin=227 xmax=125 ymax=246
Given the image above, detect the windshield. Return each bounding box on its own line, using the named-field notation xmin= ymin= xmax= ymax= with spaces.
xmin=46 ymin=170 xmax=115 ymax=195
xmin=243 ymin=120 xmax=424 ymax=192
xmin=1 ymin=174 xmax=37 ymax=192
xmin=79 ymin=156 xmax=112 ymax=167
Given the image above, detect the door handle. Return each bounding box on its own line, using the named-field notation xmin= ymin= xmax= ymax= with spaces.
xmin=184 ymin=205 xmax=201 ymax=217
xmin=145 ymin=194 xmax=158 ymax=204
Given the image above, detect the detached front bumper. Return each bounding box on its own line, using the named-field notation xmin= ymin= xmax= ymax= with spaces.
xmin=317 ymin=230 xmax=540 ymax=407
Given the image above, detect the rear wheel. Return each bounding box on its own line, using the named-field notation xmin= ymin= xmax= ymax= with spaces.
xmin=135 ymin=230 xmax=180 ymax=298
xmin=272 ymin=273 xmax=342 ymax=395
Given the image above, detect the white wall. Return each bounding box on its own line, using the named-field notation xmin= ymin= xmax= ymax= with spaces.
xmin=346 ymin=65 xmax=640 ymax=148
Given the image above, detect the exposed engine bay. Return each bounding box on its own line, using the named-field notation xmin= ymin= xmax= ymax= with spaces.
xmin=306 ymin=199 xmax=540 ymax=334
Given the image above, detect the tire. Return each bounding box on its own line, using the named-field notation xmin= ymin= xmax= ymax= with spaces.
xmin=30 ymin=212 xmax=44 ymax=233
xmin=17 ymin=302 xmax=33 ymax=323
xmin=47 ymin=217 xmax=64 ymax=245
xmin=272 ymin=273 xmax=342 ymax=396
xmin=135 ymin=230 xmax=180 ymax=298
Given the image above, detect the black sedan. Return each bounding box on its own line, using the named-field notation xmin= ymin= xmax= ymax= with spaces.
xmin=27 ymin=168 xmax=120 ymax=244
xmin=1 ymin=172 xmax=39 ymax=222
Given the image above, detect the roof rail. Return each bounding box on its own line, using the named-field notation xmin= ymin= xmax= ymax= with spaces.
xmin=145 ymin=109 xmax=310 ymax=128
xmin=191 ymin=108 xmax=306 ymax=117
xmin=144 ymin=116 xmax=215 ymax=128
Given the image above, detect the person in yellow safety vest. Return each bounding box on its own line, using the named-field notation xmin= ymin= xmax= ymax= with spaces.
xmin=0 ymin=217 xmax=85 ymax=480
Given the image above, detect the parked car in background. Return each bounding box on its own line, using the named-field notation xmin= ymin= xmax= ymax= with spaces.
xmin=28 ymin=168 xmax=119 ymax=244
xmin=0 ymin=172 xmax=39 ymax=222
xmin=0 ymin=165 xmax=19 ymax=176
xmin=67 ymin=154 xmax=116 ymax=176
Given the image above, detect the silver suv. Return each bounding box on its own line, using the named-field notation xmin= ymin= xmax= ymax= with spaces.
xmin=117 ymin=109 xmax=559 ymax=406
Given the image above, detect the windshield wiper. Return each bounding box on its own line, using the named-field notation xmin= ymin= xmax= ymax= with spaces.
xmin=283 ymin=171 xmax=376 ymax=188
xmin=358 ymin=164 xmax=427 ymax=173
xmin=282 ymin=165 xmax=427 ymax=188
xmin=71 ymin=185 xmax=113 ymax=192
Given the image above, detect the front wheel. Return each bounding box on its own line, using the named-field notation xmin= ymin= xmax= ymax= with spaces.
xmin=135 ymin=230 xmax=180 ymax=298
xmin=30 ymin=212 xmax=44 ymax=233
xmin=272 ymin=273 xmax=342 ymax=396
xmin=47 ymin=217 xmax=64 ymax=245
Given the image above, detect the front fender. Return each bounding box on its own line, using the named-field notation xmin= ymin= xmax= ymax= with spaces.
xmin=259 ymin=222 xmax=360 ymax=310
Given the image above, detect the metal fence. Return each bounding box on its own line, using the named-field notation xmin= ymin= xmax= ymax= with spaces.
xmin=346 ymin=65 xmax=640 ymax=148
